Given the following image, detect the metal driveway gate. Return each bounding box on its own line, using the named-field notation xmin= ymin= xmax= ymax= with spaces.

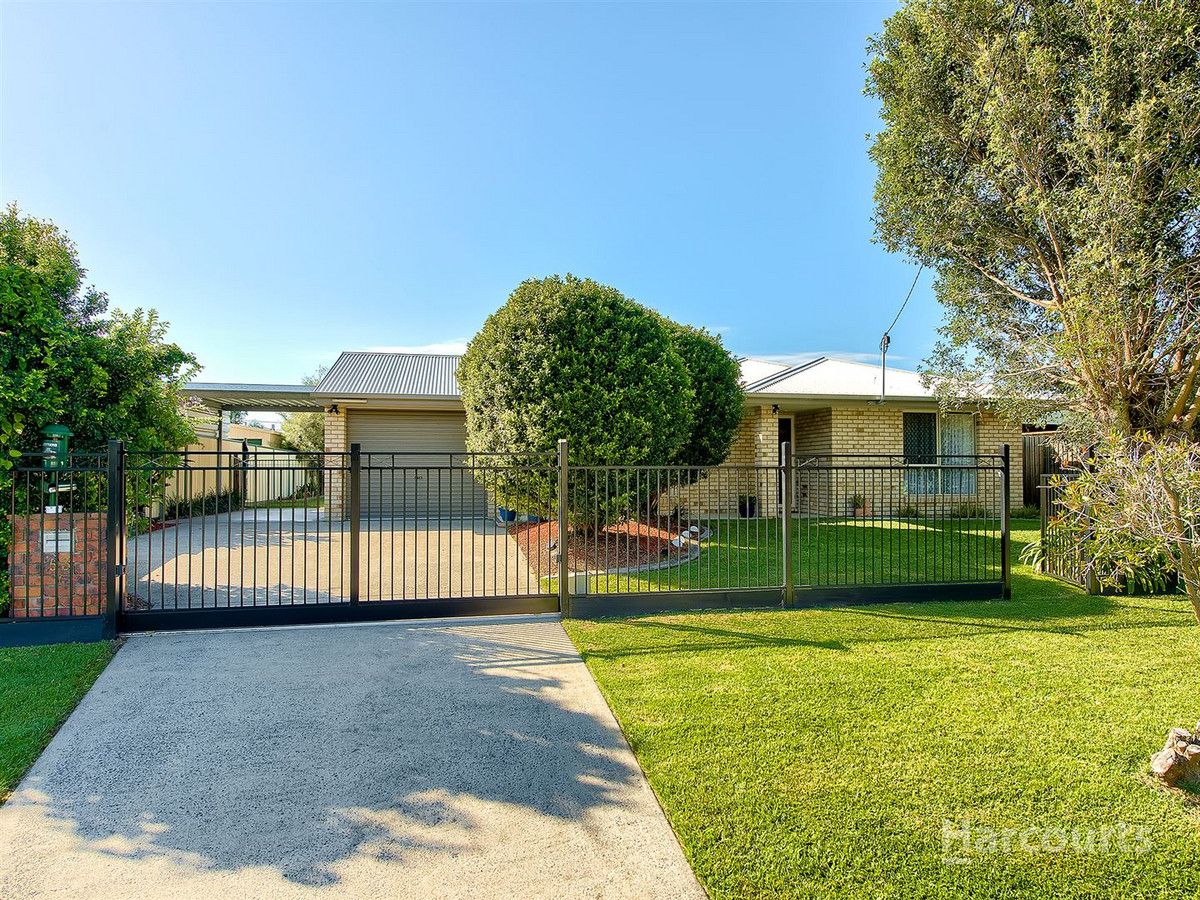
xmin=3 ymin=439 xmax=1012 ymax=642
xmin=117 ymin=444 xmax=560 ymax=631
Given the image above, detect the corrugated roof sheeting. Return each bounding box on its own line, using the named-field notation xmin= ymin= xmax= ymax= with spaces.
xmin=181 ymin=383 xmax=323 ymax=411
xmin=314 ymin=352 xmax=463 ymax=398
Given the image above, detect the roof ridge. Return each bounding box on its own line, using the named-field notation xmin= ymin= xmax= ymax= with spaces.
xmin=744 ymin=356 xmax=827 ymax=392
xmin=344 ymin=350 xmax=464 ymax=359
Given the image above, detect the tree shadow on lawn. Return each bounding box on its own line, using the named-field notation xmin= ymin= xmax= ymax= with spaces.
xmin=0 ymin=618 xmax=645 ymax=888
xmin=579 ymin=619 xmax=849 ymax=661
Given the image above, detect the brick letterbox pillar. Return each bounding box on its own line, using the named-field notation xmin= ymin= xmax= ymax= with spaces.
xmin=7 ymin=514 xmax=106 ymax=618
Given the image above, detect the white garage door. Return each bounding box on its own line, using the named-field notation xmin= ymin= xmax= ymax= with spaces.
xmin=348 ymin=411 xmax=489 ymax=518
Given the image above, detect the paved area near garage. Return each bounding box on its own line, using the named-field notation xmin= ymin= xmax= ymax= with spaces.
xmin=0 ymin=616 xmax=703 ymax=899
xmin=124 ymin=510 xmax=545 ymax=608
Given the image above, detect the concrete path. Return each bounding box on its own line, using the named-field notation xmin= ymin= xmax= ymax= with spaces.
xmin=125 ymin=512 xmax=544 ymax=608
xmin=0 ymin=616 xmax=703 ymax=899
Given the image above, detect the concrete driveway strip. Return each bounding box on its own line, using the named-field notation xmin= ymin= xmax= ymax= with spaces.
xmin=0 ymin=616 xmax=705 ymax=899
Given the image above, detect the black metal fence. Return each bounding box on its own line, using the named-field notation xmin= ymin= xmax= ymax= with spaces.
xmin=563 ymin=447 xmax=1010 ymax=616
xmin=1 ymin=440 xmax=1012 ymax=641
xmin=1038 ymin=472 xmax=1090 ymax=589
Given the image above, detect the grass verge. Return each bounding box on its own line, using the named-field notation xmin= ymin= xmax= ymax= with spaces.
xmin=0 ymin=641 xmax=115 ymax=798
xmin=564 ymin=521 xmax=1200 ymax=898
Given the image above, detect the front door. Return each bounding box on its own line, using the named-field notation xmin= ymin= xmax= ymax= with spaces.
xmin=777 ymin=416 xmax=793 ymax=504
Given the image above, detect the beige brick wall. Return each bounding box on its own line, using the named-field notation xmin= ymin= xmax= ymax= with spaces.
xmin=814 ymin=406 xmax=1022 ymax=516
xmin=324 ymin=408 xmax=348 ymax=516
xmin=670 ymin=403 xmax=1023 ymax=519
xmin=666 ymin=406 xmax=777 ymax=516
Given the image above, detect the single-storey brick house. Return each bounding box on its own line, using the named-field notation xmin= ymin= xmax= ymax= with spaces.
xmin=184 ymin=351 xmax=1023 ymax=517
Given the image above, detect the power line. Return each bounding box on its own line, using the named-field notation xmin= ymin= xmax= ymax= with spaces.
xmin=877 ymin=0 xmax=1025 ymax=399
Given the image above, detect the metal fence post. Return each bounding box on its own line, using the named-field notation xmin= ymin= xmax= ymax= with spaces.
xmin=349 ymin=442 xmax=361 ymax=604
xmin=104 ymin=439 xmax=124 ymax=638
xmin=781 ymin=441 xmax=794 ymax=608
xmin=1039 ymin=472 xmax=1049 ymax=574
xmin=557 ymin=439 xmax=569 ymax=617
xmin=1000 ymin=443 xmax=1011 ymax=599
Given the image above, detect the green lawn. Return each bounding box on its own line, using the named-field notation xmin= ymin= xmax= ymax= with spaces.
xmin=583 ymin=516 xmax=1002 ymax=593
xmin=0 ymin=641 xmax=114 ymax=797
xmin=564 ymin=521 xmax=1200 ymax=898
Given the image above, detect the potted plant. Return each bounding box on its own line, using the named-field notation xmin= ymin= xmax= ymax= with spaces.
xmin=850 ymin=493 xmax=871 ymax=518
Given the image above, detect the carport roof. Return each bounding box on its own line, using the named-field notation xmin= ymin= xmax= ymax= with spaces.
xmin=182 ymin=383 xmax=323 ymax=412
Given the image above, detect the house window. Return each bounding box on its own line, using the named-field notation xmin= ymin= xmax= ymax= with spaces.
xmin=903 ymin=412 xmax=977 ymax=494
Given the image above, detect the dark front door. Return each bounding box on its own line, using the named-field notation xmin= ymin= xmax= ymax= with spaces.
xmin=777 ymin=416 xmax=792 ymax=504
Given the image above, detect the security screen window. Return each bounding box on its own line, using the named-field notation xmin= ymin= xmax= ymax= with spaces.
xmin=903 ymin=412 xmax=977 ymax=495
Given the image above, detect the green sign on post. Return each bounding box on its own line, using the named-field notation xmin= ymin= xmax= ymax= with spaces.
xmin=41 ymin=424 xmax=72 ymax=470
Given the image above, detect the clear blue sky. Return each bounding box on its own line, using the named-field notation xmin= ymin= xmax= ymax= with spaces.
xmin=2 ymin=0 xmax=938 ymax=386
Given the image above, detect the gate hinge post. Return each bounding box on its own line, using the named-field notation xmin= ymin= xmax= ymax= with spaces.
xmin=781 ymin=441 xmax=794 ymax=608
xmin=1000 ymin=442 xmax=1011 ymax=600
xmin=104 ymin=439 xmax=125 ymax=638
xmin=557 ymin=439 xmax=569 ymax=617
xmin=349 ymin=443 xmax=361 ymax=604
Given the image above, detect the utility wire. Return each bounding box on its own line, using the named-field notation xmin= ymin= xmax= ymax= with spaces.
xmin=877 ymin=0 xmax=1025 ymax=399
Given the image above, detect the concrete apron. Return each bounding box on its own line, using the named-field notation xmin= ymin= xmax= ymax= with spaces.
xmin=0 ymin=615 xmax=704 ymax=899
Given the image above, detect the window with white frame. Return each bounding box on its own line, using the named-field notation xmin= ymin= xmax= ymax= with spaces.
xmin=902 ymin=412 xmax=977 ymax=495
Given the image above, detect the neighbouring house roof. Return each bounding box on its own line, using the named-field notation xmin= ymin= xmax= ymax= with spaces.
xmin=184 ymin=351 xmax=935 ymax=409
xmin=313 ymin=352 xmax=462 ymax=399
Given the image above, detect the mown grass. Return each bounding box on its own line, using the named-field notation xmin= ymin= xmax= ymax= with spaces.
xmin=583 ymin=515 xmax=1002 ymax=593
xmin=0 ymin=641 xmax=114 ymax=797
xmin=564 ymin=522 xmax=1200 ymax=898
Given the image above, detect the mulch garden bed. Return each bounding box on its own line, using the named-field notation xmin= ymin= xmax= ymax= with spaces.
xmin=511 ymin=519 xmax=704 ymax=574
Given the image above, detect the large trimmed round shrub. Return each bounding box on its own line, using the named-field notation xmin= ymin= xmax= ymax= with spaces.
xmin=663 ymin=321 xmax=743 ymax=469
xmin=458 ymin=275 xmax=695 ymax=521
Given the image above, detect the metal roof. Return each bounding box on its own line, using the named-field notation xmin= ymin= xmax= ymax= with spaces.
xmin=182 ymin=383 xmax=323 ymax=412
xmin=185 ymin=353 xmax=938 ymax=409
xmin=313 ymin=352 xmax=463 ymax=399
xmin=740 ymin=357 xmax=933 ymax=400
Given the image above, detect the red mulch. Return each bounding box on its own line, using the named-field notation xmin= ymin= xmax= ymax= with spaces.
xmin=511 ymin=519 xmax=695 ymax=574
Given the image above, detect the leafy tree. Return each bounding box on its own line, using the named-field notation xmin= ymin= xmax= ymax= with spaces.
xmin=281 ymin=366 xmax=329 ymax=454
xmin=0 ymin=205 xmax=197 ymax=460
xmin=458 ymin=275 xmax=694 ymax=524
xmin=867 ymin=0 xmax=1200 ymax=612
xmin=0 ymin=202 xmax=107 ymax=326
xmin=1 ymin=206 xmax=197 ymax=612
xmin=1054 ymin=435 xmax=1200 ymax=622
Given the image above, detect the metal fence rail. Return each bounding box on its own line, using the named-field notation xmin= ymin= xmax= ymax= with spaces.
xmin=562 ymin=446 xmax=1010 ymax=616
xmin=359 ymin=450 xmax=559 ymax=602
xmin=2 ymin=440 xmax=1013 ymax=641
xmin=123 ymin=448 xmax=351 ymax=613
xmin=1039 ymin=472 xmax=1089 ymax=588
xmin=794 ymin=454 xmax=1007 ymax=589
